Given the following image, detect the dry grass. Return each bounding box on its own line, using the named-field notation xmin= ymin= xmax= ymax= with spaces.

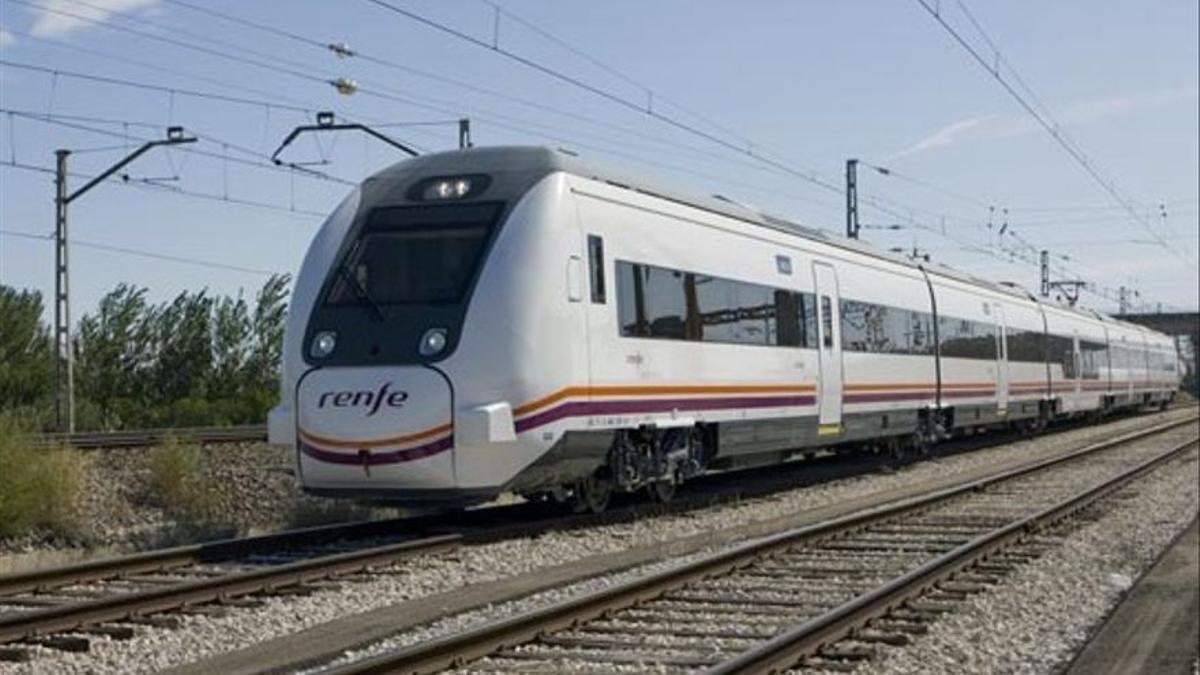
xmin=0 ymin=416 xmax=85 ymax=540
xmin=145 ymin=438 xmax=220 ymax=524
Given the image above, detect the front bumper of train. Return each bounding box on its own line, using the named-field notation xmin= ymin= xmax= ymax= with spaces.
xmin=285 ymin=365 xmax=542 ymax=504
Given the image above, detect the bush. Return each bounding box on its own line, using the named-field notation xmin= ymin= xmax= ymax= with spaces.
xmin=145 ymin=439 xmax=220 ymax=524
xmin=0 ymin=415 xmax=85 ymax=539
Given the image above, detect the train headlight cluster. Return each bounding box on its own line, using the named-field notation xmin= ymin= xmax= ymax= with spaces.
xmin=311 ymin=331 xmax=338 ymax=359
xmin=419 ymin=328 xmax=448 ymax=357
xmin=409 ymin=174 xmax=490 ymax=201
xmin=423 ymin=178 xmax=473 ymax=200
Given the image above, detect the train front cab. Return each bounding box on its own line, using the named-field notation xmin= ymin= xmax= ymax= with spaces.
xmin=272 ymin=152 xmax=582 ymax=506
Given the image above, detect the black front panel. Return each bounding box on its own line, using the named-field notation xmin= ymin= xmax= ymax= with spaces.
xmin=327 ymin=203 xmax=502 ymax=307
xmin=303 ymin=157 xmax=558 ymax=368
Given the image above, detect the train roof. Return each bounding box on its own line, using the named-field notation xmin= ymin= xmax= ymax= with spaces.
xmin=369 ymin=145 xmax=1135 ymax=331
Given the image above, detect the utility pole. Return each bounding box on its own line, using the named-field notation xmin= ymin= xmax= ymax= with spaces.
xmin=458 ymin=118 xmax=472 ymax=149
xmin=845 ymin=158 xmax=859 ymax=239
xmin=53 ymin=127 xmax=196 ymax=432
xmin=1119 ymin=286 xmax=1128 ymax=314
xmin=1039 ymin=250 xmax=1050 ymax=297
xmin=54 ymin=150 xmax=71 ymax=435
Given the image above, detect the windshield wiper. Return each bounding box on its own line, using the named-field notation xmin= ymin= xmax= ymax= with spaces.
xmin=336 ymin=262 xmax=386 ymax=322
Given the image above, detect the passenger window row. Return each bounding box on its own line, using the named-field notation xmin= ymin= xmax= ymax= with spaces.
xmin=612 ymin=258 xmax=1174 ymax=375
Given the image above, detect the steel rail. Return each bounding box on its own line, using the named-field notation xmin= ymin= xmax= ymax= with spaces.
xmin=0 ymin=511 xmax=466 ymax=598
xmin=0 ymin=534 xmax=460 ymax=643
xmin=38 ymin=425 xmax=267 ymax=449
xmin=709 ymin=435 xmax=1199 ymax=674
xmin=326 ymin=415 xmax=1196 ymax=675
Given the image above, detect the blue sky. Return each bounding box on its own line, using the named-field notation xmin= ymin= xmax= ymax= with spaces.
xmin=1 ymin=0 xmax=1197 ymax=320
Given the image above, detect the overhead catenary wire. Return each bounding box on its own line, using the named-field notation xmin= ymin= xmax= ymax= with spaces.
xmin=471 ymin=0 xmax=750 ymax=142
xmin=1 ymin=108 xmax=358 ymax=186
xmin=1 ymin=57 xmax=841 ymax=217
xmin=0 ymin=60 xmax=314 ymax=115
xmin=911 ymin=0 xmax=1194 ymax=270
xmin=7 ymin=0 xmax=329 ymax=87
xmin=358 ymin=0 xmax=848 ymax=198
xmin=0 ymin=228 xmax=282 ymax=276
xmin=7 ymin=3 xmax=797 ymax=183
xmin=131 ymin=0 xmax=813 ymax=179
xmin=0 ymin=159 xmax=327 ymax=218
xmin=32 ymin=0 xmax=740 ymax=167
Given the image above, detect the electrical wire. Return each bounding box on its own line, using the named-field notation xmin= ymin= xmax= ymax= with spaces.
xmin=0 ymin=228 xmax=282 ymax=276
xmin=359 ymin=0 xmax=848 ymax=198
xmin=2 ymin=108 xmax=357 ymax=186
xmin=145 ymin=0 xmax=806 ymax=178
xmin=0 ymin=60 xmax=311 ymax=114
xmin=1 ymin=159 xmax=327 ymax=217
xmin=911 ymin=0 xmax=1194 ymax=270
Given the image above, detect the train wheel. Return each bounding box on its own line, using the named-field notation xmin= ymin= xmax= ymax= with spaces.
xmin=646 ymin=478 xmax=677 ymax=503
xmin=573 ymin=472 xmax=613 ymax=514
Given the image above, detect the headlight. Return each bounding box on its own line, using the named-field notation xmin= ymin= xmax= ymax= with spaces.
xmin=409 ymin=174 xmax=490 ymax=201
xmin=310 ymin=331 xmax=337 ymax=358
xmin=423 ymin=178 xmax=473 ymax=200
xmin=419 ymin=328 xmax=448 ymax=356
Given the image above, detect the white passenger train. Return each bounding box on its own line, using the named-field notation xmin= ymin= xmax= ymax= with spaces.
xmin=268 ymin=146 xmax=1180 ymax=511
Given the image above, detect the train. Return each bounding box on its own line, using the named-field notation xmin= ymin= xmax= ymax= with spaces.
xmin=267 ymin=146 xmax=1181 ymax=512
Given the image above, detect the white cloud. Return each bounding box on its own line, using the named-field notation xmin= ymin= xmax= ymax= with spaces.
xmin=885 ymin=115 xmax=994 ymax=161
xmin=886 ymin=86 xmax=1199 ymax=161
xmin=0 ymin=27 xmax=16 ymax=48
xmin=28 ymin=0 xmax=159 ymax=39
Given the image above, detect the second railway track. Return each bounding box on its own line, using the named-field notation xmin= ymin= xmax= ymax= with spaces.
xmin=324 ymin=416 xmax=1197 ymax=674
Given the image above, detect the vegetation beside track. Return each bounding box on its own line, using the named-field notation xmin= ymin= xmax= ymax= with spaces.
xmin=145 ymin=439 xmax=222 ymax=526
xmin=0 ymin=276 xmax=288 ymax=433
xmin=0 ymin=416 xmax=85 ymax=539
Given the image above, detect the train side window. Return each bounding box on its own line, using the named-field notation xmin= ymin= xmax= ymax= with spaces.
xmin=820 ymin=296 xmax=833 ymax=348
xmin=587 ymin=235 xmax=606 ymax=304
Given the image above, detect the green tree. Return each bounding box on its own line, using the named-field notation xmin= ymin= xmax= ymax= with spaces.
xmin=208 ymin=293 xmax=251 ymax=402
xmin=244 ymin=274 xmax=290 ymax=409
xmin=75 ymin=285 xmax=157 ymax=428
xmin=0 ymin=286 xmax=54 ymax=417
xmin=153 ymin=290 xmax=215 ymax=407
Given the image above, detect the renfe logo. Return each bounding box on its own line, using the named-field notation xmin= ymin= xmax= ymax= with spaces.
xmin=318 ymin=382 xmax=409 ymax=417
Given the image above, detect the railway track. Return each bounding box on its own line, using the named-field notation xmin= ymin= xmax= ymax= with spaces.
xmin=38 ymin=425 xmax=267 ymax=449
xmin=323 ymin=417 xmax=1197 ymax=674
xmin=0 ymin=410 xmax=1191 ymax=664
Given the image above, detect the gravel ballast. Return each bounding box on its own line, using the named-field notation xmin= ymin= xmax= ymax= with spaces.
xmin=1 ymin=410 xmax=1193 ymax=674
xmin=851 ymin=447 xmax=1199 ymax=675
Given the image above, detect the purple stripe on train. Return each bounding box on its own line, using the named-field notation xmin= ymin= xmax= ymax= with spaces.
xmin=300 ymin=435 xmax=453 ymax=465
xmin=514 ymin=394 xmax=818 ymax=434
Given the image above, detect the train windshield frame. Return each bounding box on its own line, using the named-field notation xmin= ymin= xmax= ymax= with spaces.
xmin=325 ymin=202 xmax=504 ymax=308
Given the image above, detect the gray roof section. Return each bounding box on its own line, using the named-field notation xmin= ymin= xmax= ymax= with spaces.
xmin=371 ymin=145 xmax=1118 ymax=325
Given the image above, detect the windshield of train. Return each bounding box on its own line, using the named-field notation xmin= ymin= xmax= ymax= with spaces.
xmin=326 ymin=202 xmax=502 ymax=307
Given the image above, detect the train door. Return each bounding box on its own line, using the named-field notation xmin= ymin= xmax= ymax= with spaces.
xmin=993 ymin=302 xmax=1008 ymax=415
xmin=1069 ymin=330 xmax=1082 ymax=410
xmin=1101 ymin=327 xmax=1113 ymax=401
xmin=812 ymin=262 xmax=843 ymax=433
